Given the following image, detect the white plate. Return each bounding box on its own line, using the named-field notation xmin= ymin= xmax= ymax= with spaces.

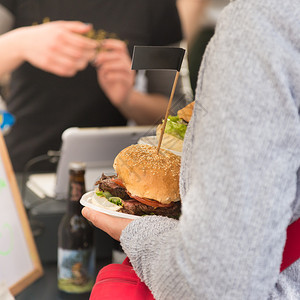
xmin=80 ymin=191 xmax=141 ymax=220
xmin=138 ymin=136 xmax=182 ymax=156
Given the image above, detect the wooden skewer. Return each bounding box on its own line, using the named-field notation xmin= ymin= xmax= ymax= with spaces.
xmin=157 ymin=71 xmax=180 ymax=154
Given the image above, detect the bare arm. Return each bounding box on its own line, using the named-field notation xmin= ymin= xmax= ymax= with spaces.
xmin=176 ymin=0 xmax=208 ymax=43
xmin=118 ymin=90 xmax=169 ymax=125
xmin=0 ymin=28 xmax=24 ymax=78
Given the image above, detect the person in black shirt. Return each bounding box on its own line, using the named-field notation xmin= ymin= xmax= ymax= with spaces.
xmin=0 ymin=0 xmax=183 ymax=171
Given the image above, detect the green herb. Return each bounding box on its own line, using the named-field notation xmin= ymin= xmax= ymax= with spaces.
xmin=96 ymin=190 xmax=112 ymax=199
xmin=108 ymin=197 xmax=123 ymax=207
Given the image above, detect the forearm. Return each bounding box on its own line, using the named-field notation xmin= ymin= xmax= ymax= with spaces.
xmin=117 ymin=89 xmax=169 ymax=125
xmin=0 ymin=28 xmax=25 ymax=78
xmin=176 ymin=0 xmax=208 ymax=43
xmin=117 ymin=69 xmax=186 ymax=125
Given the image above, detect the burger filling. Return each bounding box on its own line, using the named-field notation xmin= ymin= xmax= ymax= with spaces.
xmin=95 ymin=174 xmax=181 ymax=219
xmin=165 ymin=115 xmax=187 ymax=140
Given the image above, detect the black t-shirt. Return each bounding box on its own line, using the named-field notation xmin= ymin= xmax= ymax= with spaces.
xmin=1 ymin=0 xmax=182 ymax=171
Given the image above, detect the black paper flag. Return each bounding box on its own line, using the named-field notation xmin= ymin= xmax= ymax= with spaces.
xmin=131 ymin=46 xmax=185 ymax=71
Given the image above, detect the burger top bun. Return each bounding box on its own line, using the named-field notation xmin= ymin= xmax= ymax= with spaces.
xmin=113 ymin=144 xmax=181 ymax=204
xmin=156 ymin=124 xmax=183 ymax=152
xmin=177 ymin=101 xmax=195 ymax=123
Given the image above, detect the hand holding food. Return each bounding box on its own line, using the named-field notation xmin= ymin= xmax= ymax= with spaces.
xmin=81 ymin=207 xmax=132 ymax=241
xmin=93 ymin=39 xmax=135 ymax=107
xmin=19 ymin=21 xmax=98 ymax=77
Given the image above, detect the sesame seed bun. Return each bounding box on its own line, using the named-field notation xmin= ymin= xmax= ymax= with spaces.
xmin=177 ymin=101 xmax=195 ymax=123
xmin=113 ymin=144 xmax=181 ymax=204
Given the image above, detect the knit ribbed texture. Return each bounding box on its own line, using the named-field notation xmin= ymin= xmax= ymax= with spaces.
xmin=121 ymin=0 xmax=300 ymax=299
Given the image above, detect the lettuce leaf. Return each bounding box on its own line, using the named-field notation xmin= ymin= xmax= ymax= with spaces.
xmin=164 ymin=116 xmax=187 ymax=140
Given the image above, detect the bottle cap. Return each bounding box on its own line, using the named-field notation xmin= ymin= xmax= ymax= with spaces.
xmin=69 ymin=161 xmax=86 ymax=171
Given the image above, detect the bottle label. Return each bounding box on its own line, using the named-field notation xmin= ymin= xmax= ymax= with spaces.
xmin=70 ymin=181 xmax=84 ymax=201
xmin=57 ymin=247 xmax=95 ymax=293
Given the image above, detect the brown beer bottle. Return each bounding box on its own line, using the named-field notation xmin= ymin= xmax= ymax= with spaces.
xmin=57 ymin=161 xmax=95 ymax=297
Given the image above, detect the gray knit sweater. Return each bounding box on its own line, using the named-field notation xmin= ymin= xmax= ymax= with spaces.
xmin=120 ymin=0 xmax=300 ymax=299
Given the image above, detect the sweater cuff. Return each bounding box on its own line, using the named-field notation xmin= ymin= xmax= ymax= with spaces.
xmin=120 ymin=215 xmax=178 ymax=280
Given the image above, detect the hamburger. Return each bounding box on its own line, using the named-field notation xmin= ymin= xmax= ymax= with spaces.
xmin=156 ymin=101 xmax=194 ymax=152
xmin=92 ymin=144 xmax=181 ymax=219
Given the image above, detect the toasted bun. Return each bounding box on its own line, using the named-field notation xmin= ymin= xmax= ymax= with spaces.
xmin=113 ymin=144 xmax=180 ymax=204
xmin=156 ymin=124 xmax=183 ymax=152
xmin=177 ymin=101 xmax=195 ymax=123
